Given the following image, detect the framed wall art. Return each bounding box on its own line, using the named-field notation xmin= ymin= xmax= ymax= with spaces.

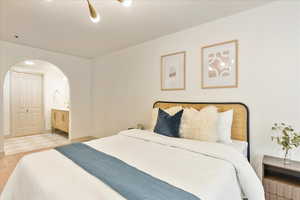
xmin=161 ymin=51 xmax=186 ymax=91
xmin=201 ymin=40 xmax=238 ymax=89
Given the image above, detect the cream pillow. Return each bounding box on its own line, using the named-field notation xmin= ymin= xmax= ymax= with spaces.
xmin=180 ymin=106 xmax=218 ymax=142
xmin=150 ymin=106 xmax=183 ymax=130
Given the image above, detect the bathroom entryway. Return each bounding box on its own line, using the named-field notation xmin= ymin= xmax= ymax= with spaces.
xmin=3 ymin=60 xmax=71 ymax=155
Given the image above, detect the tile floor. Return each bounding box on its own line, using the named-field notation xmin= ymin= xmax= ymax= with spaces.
xmin=4 ymin=133 xmax=70 ymax=155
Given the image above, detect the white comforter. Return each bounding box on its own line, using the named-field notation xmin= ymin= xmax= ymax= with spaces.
xmin=0 ymin=130 xmax=265 ymax=200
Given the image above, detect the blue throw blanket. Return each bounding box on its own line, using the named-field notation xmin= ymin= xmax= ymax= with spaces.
xmin=56 ymin=143 xmax=200 ymax=200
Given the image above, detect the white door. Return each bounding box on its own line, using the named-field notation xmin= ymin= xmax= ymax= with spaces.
xmin=11 ymin=71 xmax=44 ymax=136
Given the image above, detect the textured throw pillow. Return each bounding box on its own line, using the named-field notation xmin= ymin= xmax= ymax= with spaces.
xmin=150 ymin=106 xmax=183 ymax=130
xmin=217 ymin=109 xmax=234 ymax=144
xmin=180 ymin=106 xmax=218 ymax=142
xmin=154 ymin=108 xmax=183 ymax=137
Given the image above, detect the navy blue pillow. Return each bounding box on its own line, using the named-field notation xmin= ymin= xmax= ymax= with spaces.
xmin=154 ymin=108 xmax=183 ymax=138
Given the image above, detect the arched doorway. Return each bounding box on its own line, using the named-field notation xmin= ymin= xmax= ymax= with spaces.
xmin=2 ymin=60 xmax=71 ymax=155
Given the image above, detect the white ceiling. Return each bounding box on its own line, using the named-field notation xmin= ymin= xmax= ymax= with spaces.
xmin=0 ymin=0 xmax=274 ymax=58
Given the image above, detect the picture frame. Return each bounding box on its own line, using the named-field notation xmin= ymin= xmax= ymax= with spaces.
xmin=201 ymin=40 xmax=238 ymax=89
xmin=161 ymin=51 xmax=186 ymax=91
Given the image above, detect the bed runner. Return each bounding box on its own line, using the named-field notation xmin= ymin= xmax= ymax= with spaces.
xmin=56 ymin=143 xmax=200 ymax=200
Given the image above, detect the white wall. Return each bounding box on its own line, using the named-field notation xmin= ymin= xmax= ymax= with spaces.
xmin=0 ymin=41 xmax=93 ymax=153
xmin=92 ymin=1 xmax=300 ymax=163
xmin=3 ymin=63 xmax=70 ymax=135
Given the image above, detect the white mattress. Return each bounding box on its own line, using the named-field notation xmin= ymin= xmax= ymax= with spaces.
xmin=0 ymin=130 xmax=264 ymax=200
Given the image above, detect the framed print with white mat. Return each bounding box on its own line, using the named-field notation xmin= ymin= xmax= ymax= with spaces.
xmin=161 ymin=51 xmax=186 ymax=91
xmin=202 ymin=40 xmax=238 ymax=89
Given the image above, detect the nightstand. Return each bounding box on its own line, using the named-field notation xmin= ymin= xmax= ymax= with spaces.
xmin=128 ymin=124 xmax=144 ymax=130
xmin=263 ymin=155 xmax=300 ymax=200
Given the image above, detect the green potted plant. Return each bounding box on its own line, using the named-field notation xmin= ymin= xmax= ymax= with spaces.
xmin=271 ymin=123 xmax=300 ymax=164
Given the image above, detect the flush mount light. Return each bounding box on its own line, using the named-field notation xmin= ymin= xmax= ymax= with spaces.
xmin=86 ymin=0 xmax=132 ymax=24
xmin=117 ymin=0 xmax=133 ymax=7
xmin=25 ymin=61 xmax=34 ymax=65
xmin=62 ymin=76 xmax=68 ymax=82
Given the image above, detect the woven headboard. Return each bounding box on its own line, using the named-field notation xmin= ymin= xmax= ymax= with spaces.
xmin=153 ymin=101 xmax=250 ymax=160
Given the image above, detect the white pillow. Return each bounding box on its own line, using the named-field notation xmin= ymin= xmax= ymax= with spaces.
xmin=150 ymin=106 xmax=183 ymax=130
xmin=228 ymin=140 xmax=248 ymax=157
xmin=217 ymin=109 xmax=233 ymax=144
xmin=180 ymin=106 xmax=218 ymax=142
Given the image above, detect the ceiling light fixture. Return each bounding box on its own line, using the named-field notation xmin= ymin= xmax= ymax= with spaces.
xmin=86 ymin=0 xmax=132 ymax=24
xmin=117 ymin=0 xmax=132 ymax=7
xmin=25 ymin=61 xmax=34 ymax=65
xmin=86 ymin=0 xmax=100 ymax=23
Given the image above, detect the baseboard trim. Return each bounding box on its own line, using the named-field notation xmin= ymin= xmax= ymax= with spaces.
xmin=71 ymin=136 xmax=98 ymax=143
xmin=42 ymin=129 xmax=52 ymax=134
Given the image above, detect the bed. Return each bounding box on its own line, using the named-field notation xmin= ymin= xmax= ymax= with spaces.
xmin=0 ymin=102 xmax=265 ymax=200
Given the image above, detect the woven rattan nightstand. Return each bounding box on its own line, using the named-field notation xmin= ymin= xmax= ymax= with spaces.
xmin=263 ymin=155 xmax=300 ymax=200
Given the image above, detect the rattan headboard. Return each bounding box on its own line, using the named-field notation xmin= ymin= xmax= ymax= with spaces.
xmin=153 ymin=101 xmax=250 ymax=160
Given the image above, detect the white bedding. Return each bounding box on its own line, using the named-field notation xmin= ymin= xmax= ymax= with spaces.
xmin=0 ymin=130 xmax=264 ymax=200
